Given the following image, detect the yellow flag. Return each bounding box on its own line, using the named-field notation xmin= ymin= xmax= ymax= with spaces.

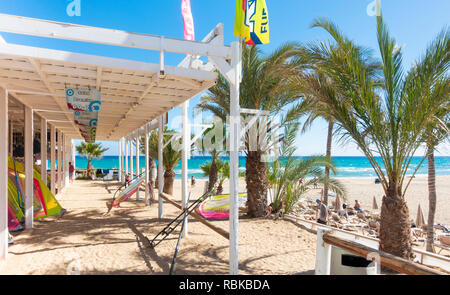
xmin=234 ymin=0 xmax=270 ymax=45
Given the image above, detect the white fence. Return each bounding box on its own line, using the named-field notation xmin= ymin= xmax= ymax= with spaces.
xmin=285 ymin=214 xmax=450 ymax=273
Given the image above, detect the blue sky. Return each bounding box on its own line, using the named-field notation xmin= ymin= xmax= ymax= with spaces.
xmin=1 ymin=0 xmax=449 ymax=156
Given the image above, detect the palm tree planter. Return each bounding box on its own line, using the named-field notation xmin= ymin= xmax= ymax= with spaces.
xmin=75 ymin=142 xmax=108 ymax=179
xmin=300 ymin=15 xmax=449 ymax=258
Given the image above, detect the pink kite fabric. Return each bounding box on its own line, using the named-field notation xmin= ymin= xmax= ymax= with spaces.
xmin=112 ymin=186 xmax=139 ymax=208
xmin=181 ymin=0 xmax=195 ymax=41
xmin=196 ymin=193 xmax=247 ymax=221
xmin=8 ymin=205 xmax=20 ymax=231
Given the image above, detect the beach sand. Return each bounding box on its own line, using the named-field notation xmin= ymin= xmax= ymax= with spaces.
xmin=328 ymin=175 xmax=450 ymax=226
xmin=1 ymin=175 xmax=448 ymax=275
xmin=1 ymin=179 xmax=316 ymax=275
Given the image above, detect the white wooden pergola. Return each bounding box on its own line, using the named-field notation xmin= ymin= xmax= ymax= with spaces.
xmin=0 ymin=14 xmax=242 ymax=274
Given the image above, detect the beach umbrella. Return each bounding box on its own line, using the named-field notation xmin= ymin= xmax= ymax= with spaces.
xmin=372 ymin=196 xmax=379 ymax=210
xmin=334 ymin=194 xmax=341 ymax=212
xmin=416 ymin=204 xmax=425 ymax=228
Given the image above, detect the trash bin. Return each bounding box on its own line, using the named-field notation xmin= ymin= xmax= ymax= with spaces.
xmin=330 ymin=246 xmax=378 ymax=275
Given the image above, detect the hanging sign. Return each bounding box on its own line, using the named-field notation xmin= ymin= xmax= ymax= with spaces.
xmin=66 ymin=88 xmax=102 ymax=112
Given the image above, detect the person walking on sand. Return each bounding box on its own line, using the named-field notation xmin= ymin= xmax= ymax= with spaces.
xmin=191 ymin=175 xmax=196 ymax=187
xmin=69 ymin=162 xmax=75 ymax=184
xmin=316 ymin=199 xmax=328 ymax=225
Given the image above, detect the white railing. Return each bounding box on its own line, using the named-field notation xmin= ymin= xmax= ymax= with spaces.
xmin=285 ymin=214 xmax=450 ymax=273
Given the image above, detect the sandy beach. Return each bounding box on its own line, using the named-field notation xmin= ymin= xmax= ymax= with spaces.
xmin=1 ymin=176 xmax=448 ymax=275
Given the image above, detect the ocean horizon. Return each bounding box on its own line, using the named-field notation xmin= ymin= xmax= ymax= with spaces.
xmin=74 ymin=155 xmax=450 ymax=180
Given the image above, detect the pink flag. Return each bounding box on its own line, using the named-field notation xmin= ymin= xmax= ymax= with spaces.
xmin=181 ymin=0 xmax=195 ymax=41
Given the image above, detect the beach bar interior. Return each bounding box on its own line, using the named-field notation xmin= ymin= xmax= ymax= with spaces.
xmin=0 ymin=13 xmax=243 ymax=274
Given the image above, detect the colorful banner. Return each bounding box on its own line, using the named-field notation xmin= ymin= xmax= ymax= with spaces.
xmin=234 ymin=0 xmax=270 ymax=45
xmin=181 ymin=0 xmax=195 ymax=41
xmin=65 ymin=88 xmax=101 ymax=143
xmin=65 ymin=88 xmax=101 ymax=112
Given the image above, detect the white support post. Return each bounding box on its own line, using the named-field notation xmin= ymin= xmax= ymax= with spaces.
xmin=135 ymin=130 xmax=140 ymax=200
xmin=181 ymin=101 xmax=189 ymax=238
xmin=40 ymin=117 xmax=47 ymax=185
xmin=158 ymin=115 xmax=164 ymax=219
xmin=315 ymin=228 xmax=332 ymax=275
xmin=228 ymin=41 xmax=241 ymax=275
xmin=64 ymin=135 xmax=70 ymax=186
xmin=9 ymin=121 xmax=13 ymax=156
xmin=118 ymin=139 xmax=122 ymax=182
xmin=129 ymin=137 xmax=133 ymax=178
xmin=71 ymin=139 xmax=75 ymax=173
xmin=144 ymin=125 xmax=150 ymax=205
xmin=125 ymin=137 xmax=128 ymax=183
xmin=0 ymin=87 xmax=8 ymax=260
xmin=57 ymin=130 xmax=63 ymax=193
xmin=24 ymin=105 xmax=34 ymax=229
xmin=50 ymin=125 xmax=56 ymax=195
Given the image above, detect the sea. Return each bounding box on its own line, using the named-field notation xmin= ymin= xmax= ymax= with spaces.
xmin=74 ymin=155 xmax=450 ymax=180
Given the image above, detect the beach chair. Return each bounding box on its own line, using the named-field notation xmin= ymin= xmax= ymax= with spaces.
xmin=435 ymin=234 xmax=450 ymax=255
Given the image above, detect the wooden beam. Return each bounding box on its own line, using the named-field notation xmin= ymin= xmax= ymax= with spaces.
xmin=0 ymin=13 xmax=231 ymax=58
xmin=322 ymin=234 xmax=445 ymax=275
xmin=160 ymin=192 xmax=229 ymax=240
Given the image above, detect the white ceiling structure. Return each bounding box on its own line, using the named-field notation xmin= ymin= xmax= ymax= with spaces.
xmin=0 ymin=13 xmax=228 ymax=141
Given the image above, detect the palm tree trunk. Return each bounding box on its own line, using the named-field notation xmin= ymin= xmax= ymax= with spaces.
xmin=379 ymin=183 xmax=413 ymax=259
xmin=163 ymin=169 xmax=175 ymax=195
xmin=426 ymin=147 xmax=436 ymax=252
xmin=209 ymin=155 xmax=218 ymax=191
xmin=246 ymin=150 xmax=269 ymax=217
xmin=322 ymin=121 xmax=334 ymax=205
xmin=87 ymin=159 xmax=92 ymax=179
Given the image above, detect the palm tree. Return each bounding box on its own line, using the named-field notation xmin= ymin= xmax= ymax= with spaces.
xmin=423 ymin=80 xmax=450 ymax=252
xmin=196 ymin=121 xmax=226 ymax=191
xmin=294 ymin=39 xmax=381 ymax=206
xmin=200 ymin=158 xmax=227 ymax=195
xmin=75 ymin=142 xmax=108 ymax=179
xmin=267 ymin=122 xmax=346 ymax=216
xmin=299 ymin=15 xmax=449 ymax=258
xmin=198 ymin=41 xmax=307 ymax=217
xmin=141 ymin=128 xmax=182 ymax=195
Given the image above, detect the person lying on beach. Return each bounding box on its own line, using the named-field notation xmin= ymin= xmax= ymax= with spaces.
xmin=354 ymin=200 xmax=363 ymax=213
xmin=316 ymin=199 xmax=328 ymax=225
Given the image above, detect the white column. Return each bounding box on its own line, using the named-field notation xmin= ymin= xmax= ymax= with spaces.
xmin=57 ymin=130 xmax=63 ymax=192
xmin=129 ymin=137 xmax=133 ymax=178
xmin=125 ymin=137 xmax=128 ymax=182
xmin=229 ymin=41 xmax=241 ymax=275
xmin=24 ymin=106 xmax=34 ymax=229
xmin=144 ymin=125 xmax=150 ymax=205
xmin=64 ymin=135 xmax=70 ymax=186
xmin=118 ymin=139 xmax=122 ymax=182
xmin=158 ymin=115 xmax=164 ymax=219
xmin=181 ymin=101 xmax=189 ymax=238
xmin=9 ymin=121 xmax=13 ymax=156
xmin=50 ymin=125 xmax=56 ymax=195
xmin=135 ymin=130 xmax=140 ymax=200
xmin=40 ymin=118 xmax=47 ymax=185
xmin=315 ymin=228 xmax=332 ymax=275
xmin=0 ymin=87 xmax=8 ymax=260
xmin=71 ymin=139 xmax=75 ymax=171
